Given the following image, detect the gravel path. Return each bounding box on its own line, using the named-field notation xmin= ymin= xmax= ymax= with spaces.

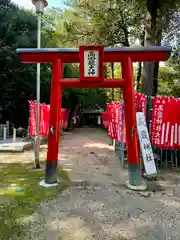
xmin=25 ymin=128 xmax=180 ymax=240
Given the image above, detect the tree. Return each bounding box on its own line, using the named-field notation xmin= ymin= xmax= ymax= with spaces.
xmin=0 ymin=0 xmax=37 ymax=126
xmin=128 ymin=0 xmax=180 ymax=129
xmin=45 ymin=7 xmax=108 ymax=116
xmin=0 ymin=2 xmax=74 ymax=128
xmin=61 ymin=0 xmax=144 ymax=104
xmin=137 ymin=0 xmax=180 ymax=96
xmin=158 ymin=44 xmax=180 ymax=97
xmin=64 ymin=0 xmax=145 ymax=47
xmin=162 ymin=12 xmax=180 ymax=47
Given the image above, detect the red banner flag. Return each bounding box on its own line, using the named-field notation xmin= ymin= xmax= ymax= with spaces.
xmin=29 ymin=100 xmax=69 ymax=137
xmin=150 ymin=97 xmax=180 ymax=149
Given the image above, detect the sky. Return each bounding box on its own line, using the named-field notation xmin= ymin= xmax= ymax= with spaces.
xmin=12 ymin=0 xmax=66 ymax=10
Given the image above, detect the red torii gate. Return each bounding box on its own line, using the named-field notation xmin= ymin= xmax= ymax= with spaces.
xmin=17 ymin=46 xmax=171 ymax=189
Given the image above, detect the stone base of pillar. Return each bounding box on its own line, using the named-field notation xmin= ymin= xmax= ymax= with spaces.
xmin=39 ymin=179 xmax=58 ymax=188
xmin=125 ymin=162 xmax=147 ymax=191
xmin=125 ymin=180 xmax=147 ymax=191
xmin=45 ymin=161 xmax=58 ymax=185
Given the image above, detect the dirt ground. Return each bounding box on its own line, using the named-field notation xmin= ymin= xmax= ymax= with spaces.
xmin=2 ymin=128 xmax=180 ymax=240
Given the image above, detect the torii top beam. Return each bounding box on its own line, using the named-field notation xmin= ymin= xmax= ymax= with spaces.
xmin=17 ymin=46 xmax=172 ymax=64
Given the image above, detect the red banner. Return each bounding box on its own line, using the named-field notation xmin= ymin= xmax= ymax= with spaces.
xmin=105 ymin=102 xmax=124 ymax=143
xmin=29 ymin=100 xmax=36 ymax=136
xmin=107 ymin=103 xmax=114 ymax=139
xmin=112 ymin=102 xmax=118 ymax=140
xmin=105 ymin=93 xmax=146 ymax=144
xmin=29 ymin=100 xmax=69 ymax=136
xmin=104 ymin=94 xmax=180 ymax=150
xmin=150 ymin=97 xmax=180 ymax=149
xmin=116 ymin=103 xmax=123 ymax=143
xmin=101 ymin=112 xmax=108 ymax=128
xmin=135 ymin=92 xmax=146 ymax=118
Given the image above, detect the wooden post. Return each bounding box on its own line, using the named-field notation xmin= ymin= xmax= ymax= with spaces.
xmin=6 ymin=121 xmax=9 ymax=137
xmin=0 ymin=125 xmax=3 ymax=138
xmin=98 ymin=116 xmax=101 ymax=125
xmin=3 ymin=126 xmax=6 ymax=141
xmin=13 ymin=128 xmax=16 ymax=143
xmin=26 ymin=126 xmax=30 ymax=138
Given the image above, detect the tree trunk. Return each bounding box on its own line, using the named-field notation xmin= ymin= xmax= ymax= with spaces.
xmin=142 ymin=0 xmax=157 ymax=131
xmin=136 ymin=62 xmax=142 ymax=91
xmin=153 ymin=61 xmax=159 ymax=96
xmin=142 ymin=62 xmax=154 ymax=96
xmin=122 ymin=26 xmax=130 ymax=47
xmin=136 ymin=29 xmax=145 ymax=91
xmin=67 ymin=102 xmax=77 ymax=131
xmin=153 ymin=30 xmax=162 ymax=96
xmin=104 ymin=64 xmax=108 ymax=78
xmin=111 ymin=62 xmax=114 ymax=101
xmin=142 ymin=1 xmax=157 ymax=96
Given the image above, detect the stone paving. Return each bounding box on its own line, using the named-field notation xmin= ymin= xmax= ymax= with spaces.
xmin=0 ymin=137 xmax=32 ymax=152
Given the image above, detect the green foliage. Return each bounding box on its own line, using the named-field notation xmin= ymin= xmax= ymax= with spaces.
xmin=158 ymin=67 xmax=177 ymax=96
xmin=64 ymin=0 xmax=143 ymax=47
xmin=46 ymin=8 xmax=108 ymax=110
xmin=0 ymin=1 xmax=55 ymax=127
xmin=0 ymin=1 xmax=35 ymax=126
xmin=158 ymin=47 xmax=180 ymax=97
xmin=134 ymin=0 xmax=180 ymax=96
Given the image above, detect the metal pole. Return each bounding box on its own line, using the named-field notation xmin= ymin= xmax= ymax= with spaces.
xmin=34 ymin=14 xmax=41 ymax=168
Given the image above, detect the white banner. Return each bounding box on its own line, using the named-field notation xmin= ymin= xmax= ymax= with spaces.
xmin=136 ymin=112 xmax=157 ymax=176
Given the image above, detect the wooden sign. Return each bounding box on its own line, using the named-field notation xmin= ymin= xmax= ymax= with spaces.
xmin=79 ymin=45 xmax=104 ymax=82
xmin=136 ymin=112 xmax=157 ymax=176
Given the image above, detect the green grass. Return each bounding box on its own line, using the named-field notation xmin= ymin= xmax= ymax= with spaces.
xmin=0 ymin=162 xmax=71 ymax=239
